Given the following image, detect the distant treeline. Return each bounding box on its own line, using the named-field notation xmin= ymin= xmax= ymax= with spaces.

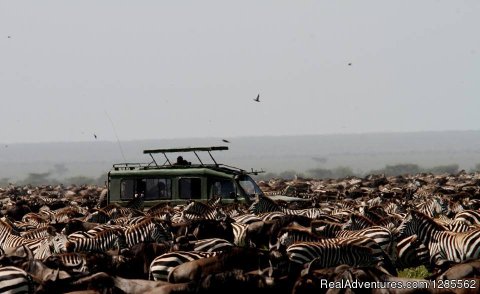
xmin=0 ymin=172 xmax=107 ymax=187
xmin=254 ymin=163 xmax=480 ymax=181
xmin=1 ymin=163 xmax=480 ymax=187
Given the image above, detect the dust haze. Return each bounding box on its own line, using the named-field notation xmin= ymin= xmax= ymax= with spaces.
xmin=1 ymin=130 xmax=479 ymax=185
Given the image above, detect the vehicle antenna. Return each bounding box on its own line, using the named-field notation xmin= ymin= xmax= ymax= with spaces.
xmin=104 ymin=110 xmax=127 ymax=162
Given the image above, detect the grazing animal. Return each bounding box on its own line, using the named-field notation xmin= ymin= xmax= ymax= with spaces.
xmin=167 ymin=247 xmax=266 ymax=283
xmin=149 ymin=251 xmax=220 ymax=281
xmin=398 ymin=210 xmax=480 ymax=267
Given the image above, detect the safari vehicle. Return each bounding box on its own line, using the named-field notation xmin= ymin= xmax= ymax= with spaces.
xmin=107 ymin=146 xmax=303 ymax=207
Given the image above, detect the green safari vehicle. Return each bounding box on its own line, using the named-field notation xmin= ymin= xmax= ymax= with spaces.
xmin=107 ymin=146 xmax=269 ymax=207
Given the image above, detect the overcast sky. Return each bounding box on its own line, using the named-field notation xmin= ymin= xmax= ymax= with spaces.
xmin=1 ymin=1 xmax=479 ymax=144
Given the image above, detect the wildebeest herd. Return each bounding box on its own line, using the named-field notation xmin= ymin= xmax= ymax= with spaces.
xmin=1 ymin=172 xmax=480 ymax=293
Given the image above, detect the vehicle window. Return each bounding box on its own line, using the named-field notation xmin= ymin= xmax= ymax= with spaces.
xmin=145 ymin=178 xmax=172 ymax=200
xmin=210 ymin=180 xmax=236 ymax=199
xmin=120 ymin=179 xmax=135 ymax=200
xmin=237 ymin=175 xmax=263 ymax=196
xmin=121 ymin=178 xmax=172 ymax=200
xmin=179 ymin=178 xmax=202 ymax=199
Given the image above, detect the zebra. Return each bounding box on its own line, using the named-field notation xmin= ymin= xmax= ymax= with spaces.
xmin=107 ymin=216 xmax=151 ymax=226
xmin=125 ymin=193 xmax=145 ymax=210
xmin=231 ymin=214 xmax=262 ymax=224
xmin=444 ymin=220 xmax=476 ymax=233
xmin=231 ymin=222 xmax=250 ymax=247
xmin=454 ymin=210 xmax=480 ymax=225
xmin=21 ymin=213 xmax=49 ymax=227
xmin=180 ymin=201 xmax=228 ymax=221
xmin=20 ymin=226 xmax=57 ymax=239
xmin=0 ymin=266 xmax=35 ymax=294
xmin=0 ymin=220 xmax=67 ymax=258
xmin=84 ymin=209 xmax=110 ymax=224
xmin=342 ymin=213 xmax=403 ymax=233
xmin=414 ymin=196 xmax=447 ymax=218
xmin=395 ymin=235 xmax=431 ymax=270
xmin=206 ymin=196 xmax=222 ymax=207
xmin=398 ymin=210 xmax=480 ymax=267
xmin=248 ymin=195 xmax=321 ymax=219
xmin=282 ymin=236 xmax=397 ymax=275
xmin=44 ymin=253 xmax=89 ymax=273
xmin=286 ymin=241 xmax=382 ymax=268
xmin=66 ymin=227 xmax=125 ymax=253
xmin=189 ymin=238 xmax=234 ymax=252
xmin=149 ymin=251 xmax=220 ymax=281
xmin=309 ymin=222 xmax=396 ymax=262
xmin=342 ymin=213 xmax=376 ymax=230
xmin=124 ymin=217 xmax=172 ymax=247
xmin=32 ymin=233 xmax=69 ymax=259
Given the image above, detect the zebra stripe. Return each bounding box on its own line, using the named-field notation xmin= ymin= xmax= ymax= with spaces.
xmin=66 ymin=228 xmax=124 ymax=253
xmin=286 ymin=241 xmax=381 ymax=267
xmin=44 ymin=253 xmax=88 ymax=273
xmin=249 ymin=195 xmax=322 ymax=219
xmin=149 ymin=251 xmax=219 ymax=281
xmin=414 ymin=197 xmax=447 ymax=218
xmin=231 ymin=222 xmax=249 ymax=247
xmin=0 ymin=266 xmax=34 ymax=294
xmin=395 ymin=235 xmax=430 ymax=270
xmin=232 ymin=214 xmax=262 ymax=224
xmin=124 ymin=218 xmax=172 ymax=247
xmin=399 ymin=210 xmax=480 ymax=266
xmin=284 ymin=235 xmax=397 ymax=275
xmin=181 ymin=201 xmax=228 ymax=221
xmin=190 ymin=238 xmax=234 ymax=252
xmin=328 ymin=226 xmax=395 ymax=261
xmin=454 ymin=210 xmax=480 ymax=225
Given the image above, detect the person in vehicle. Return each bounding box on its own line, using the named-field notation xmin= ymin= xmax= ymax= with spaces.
xmin=175 ymin=156 xmax=191 ymax=165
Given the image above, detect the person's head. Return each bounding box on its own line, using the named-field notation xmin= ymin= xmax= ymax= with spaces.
xmin=177 ymin=156 xmax=183 ymax=162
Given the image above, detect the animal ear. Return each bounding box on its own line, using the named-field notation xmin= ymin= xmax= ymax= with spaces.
xmin=23 ymin=244 xmax=34 ymax=260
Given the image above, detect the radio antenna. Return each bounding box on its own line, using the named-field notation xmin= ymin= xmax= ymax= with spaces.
xmin=104 ymin=110 xmax=127 ymax=162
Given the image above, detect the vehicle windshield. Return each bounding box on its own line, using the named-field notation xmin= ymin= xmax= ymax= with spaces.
xmin=237 ymin=175 xmax=263 ymax=198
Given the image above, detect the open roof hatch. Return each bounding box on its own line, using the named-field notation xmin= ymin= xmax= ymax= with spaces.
xmin=143 ymin=146 xmax=229 ymax=167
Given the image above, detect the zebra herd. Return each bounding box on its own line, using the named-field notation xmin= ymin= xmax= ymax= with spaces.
xmin=0 ymin=172 xmax=480 ymax=292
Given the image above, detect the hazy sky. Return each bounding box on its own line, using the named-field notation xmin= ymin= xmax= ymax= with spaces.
xmin=1 ymin=1 xmax=479 ymax=144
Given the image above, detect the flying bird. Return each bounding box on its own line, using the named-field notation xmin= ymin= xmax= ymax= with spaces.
xmin=93 ymin=134 xmax=97 ymax=139
xmin=253 ymin=94 xmax=260 ymax=102
xmin=348 ymin=63 xmax=352 ymax=66
xmin=222 ymin=139 xmax=230 ymax=143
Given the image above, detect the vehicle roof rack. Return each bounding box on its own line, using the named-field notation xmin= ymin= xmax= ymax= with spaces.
xmin=143 ymin=146 xmax=229 ymax=167
xmin=143 ymin=146 xmax=228 ymax=154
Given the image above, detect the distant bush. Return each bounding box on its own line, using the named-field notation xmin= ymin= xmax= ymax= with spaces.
xmin=278 ymin=170 xmax=302 ymax=180
xmin=8 ymin=171 xmax=107 ymax=187
xmin=470 ymin=163 xmax=480 ymax=173
xmin=370 ymin=164 xmax=420 ymax=176
xmin=17 ymin=172 xmax=59 ymax=186
xmin=426 ymin=164 xmax=459 ymax=175
xmin=307 ymin=166 xmax=356 ymax=179
xmin=0 ymin=178 xmax=10 ymax=188
xmin=369 ymin=163 xmax=461 ymax=177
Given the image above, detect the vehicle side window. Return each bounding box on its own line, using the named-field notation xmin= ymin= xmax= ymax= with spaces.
xmin=120 ymin=179 xmax=135 ymax=200
xmin=145 ymin=178 xmax=172 ymax=200
xmin=210 ymin=180 xmax=236 ymax=199
xmin=179 ymin=178 xmax=202 ymax=199
xmin=121 ymin=178 xmax=172 ymax=200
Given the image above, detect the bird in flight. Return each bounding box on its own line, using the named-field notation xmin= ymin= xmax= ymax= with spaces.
xmin=253 ymin=93 xmax=260 ymax=102
xmin=94 ymin=134 xmax=97 ymax=139
xmin=348 ymin=63 xmax=352 ymax=66
xmin=222 ymin=139 xmax=230 ymax=143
